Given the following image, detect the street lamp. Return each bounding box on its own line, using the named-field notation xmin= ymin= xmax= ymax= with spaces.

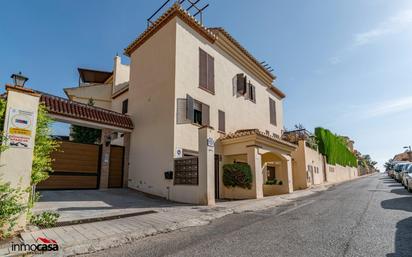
xmin=10 ymin=72 xmax=28 ymax=87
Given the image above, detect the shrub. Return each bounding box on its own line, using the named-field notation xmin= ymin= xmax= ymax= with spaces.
xmin=265 ymin=179 xmax=283 ymax=185
xmin=0 ymin=181 xmax=27 ymax=239
xmin=223 ymin=163 xmax=253 ymax=189
xmin=30 ymin=211 xmax=60 ymax=228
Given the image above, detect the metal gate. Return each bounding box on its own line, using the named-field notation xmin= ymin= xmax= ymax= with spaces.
xmin=37 ymin=141 xmax=101 ymax=190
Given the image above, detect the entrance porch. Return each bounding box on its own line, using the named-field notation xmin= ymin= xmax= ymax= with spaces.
xmin=217 ymin=129 xmax=297 ymax=200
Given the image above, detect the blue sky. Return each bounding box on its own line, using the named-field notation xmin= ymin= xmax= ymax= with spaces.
xmin=1 ymin=0 xmax=412 ymax=170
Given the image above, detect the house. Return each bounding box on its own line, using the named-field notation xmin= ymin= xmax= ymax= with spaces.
xmin=50 ymin=3 xmax=298 ymax=204
xmin=63 ymin=57 xmax=130 ymax=145
xmin=123 ymin=4 xmax=297 ymax=204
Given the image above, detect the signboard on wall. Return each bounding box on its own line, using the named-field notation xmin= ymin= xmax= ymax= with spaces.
xmin=6 ymin=108 xmax=35 ymax=148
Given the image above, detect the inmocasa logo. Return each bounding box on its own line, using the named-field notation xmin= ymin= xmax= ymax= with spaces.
xmin=11 ymin=237 xmax=59 ymax=253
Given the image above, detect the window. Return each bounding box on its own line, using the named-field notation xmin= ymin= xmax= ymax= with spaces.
xmin=122 ymin=99 xmax=128 ymax=114
xmin=267 ymin=166 xmax=276 ymax=180
xmin=247 ymin=82 xmax=256 ymax=103
xmin=269 ymin=98 xmax=277 ymax=126
xmin=236 ymin=73 xmax=247 ymax=95
xmin=218 ymin=110 xmax=225 ymax=132
xmin=199 ymin=48 xmax=214 ymax=93
xmin=186 ymin=94 xmax=210 ymax=126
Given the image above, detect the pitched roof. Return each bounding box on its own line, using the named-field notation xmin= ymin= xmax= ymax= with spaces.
xmin=220 ymin=129 xmax=297 ymax=149
xmin=209 ymin=27 xmax=275 ymax=80
xmin=39 ymin=93 xmax=133 ymax=130
xmin=124 ymin=3 xmax=285 ymax=99
xmin=124 ymin=3 xmax=216 ymax=56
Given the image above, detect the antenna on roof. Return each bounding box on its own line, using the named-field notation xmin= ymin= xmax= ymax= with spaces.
xmin=147 ymin=0 xmax=209 ymax=28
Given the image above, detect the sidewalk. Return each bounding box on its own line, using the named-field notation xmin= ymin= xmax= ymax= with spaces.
xmin=7 ymin=175 xmax=372 ymax=256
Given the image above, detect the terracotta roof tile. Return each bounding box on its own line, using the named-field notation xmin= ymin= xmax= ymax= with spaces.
xmin=220 ymin=129 xmax=297 ymax=148
xmin=39 ymin=93 xmax=133 ymax=130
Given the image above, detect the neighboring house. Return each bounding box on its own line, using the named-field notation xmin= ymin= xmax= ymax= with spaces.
xmin=121 ymin=4 xmax=297 ymax=204
xmin=64 ymin=56 xmax=130 ymax=145
xmin=393 ymin=152 xmax=412 ymax=162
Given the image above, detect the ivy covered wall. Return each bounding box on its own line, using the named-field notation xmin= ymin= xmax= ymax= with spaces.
xmin=315 ymin=127 xmax=358 ymax=167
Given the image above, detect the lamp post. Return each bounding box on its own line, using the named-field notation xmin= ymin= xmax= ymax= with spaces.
xmin=10 ymin=72 xmax=28 ymax=87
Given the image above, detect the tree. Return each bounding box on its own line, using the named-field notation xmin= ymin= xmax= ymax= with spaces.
xmin=31 ymin=104 xmax=59 ymax=185
xmin=384 ymin=159 xmax=394 ymax=171
xmin=70 ymin=98 xmax=101 ymax=144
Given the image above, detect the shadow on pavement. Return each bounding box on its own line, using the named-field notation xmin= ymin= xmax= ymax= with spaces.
xmin=390 ymin=188 xmax=411 ymax=196
xmin=382 ymin=197 xmax=412 ymax=256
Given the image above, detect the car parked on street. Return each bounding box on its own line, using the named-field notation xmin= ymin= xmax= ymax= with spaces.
xmin=393 ymin=163 xmax=410 ymax=182
xmin=399 ymin=163 xmax=412 ymax=184
xmin=402 ymin=165 xmax=412 ymax=188
xmin=388 ymin=161 xmax=406 ymax=178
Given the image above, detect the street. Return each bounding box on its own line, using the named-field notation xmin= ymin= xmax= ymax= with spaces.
xmin=82 ymin=174 xmax=412 ymax=257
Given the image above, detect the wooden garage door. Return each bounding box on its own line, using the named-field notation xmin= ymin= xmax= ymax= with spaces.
xmin=108 ymin=146 xmax=124 ymax=188
xmin=37 ymin=141 xmax=100 ymax=190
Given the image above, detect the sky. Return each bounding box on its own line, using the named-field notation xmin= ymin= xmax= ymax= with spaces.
xmin=1 ymin=0 xmax=412 ymax=170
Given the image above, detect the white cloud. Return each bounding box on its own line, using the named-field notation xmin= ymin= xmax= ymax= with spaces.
xmin=362 ymin=95 xmax=412 ymax=118
xmin=329 ymin=56 xmax=342 ymax=65
xmin=354 ymin=9 xmax=412 ymax=46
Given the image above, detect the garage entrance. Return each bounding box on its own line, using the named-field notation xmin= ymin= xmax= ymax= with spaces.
xmin=37 ymin=141 xmax=101 ymax=189
xmin=37 ymin=141 xmax=126 ymax=190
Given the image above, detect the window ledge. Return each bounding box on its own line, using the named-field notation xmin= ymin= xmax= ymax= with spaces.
xmin=191 ymin=123 xmax=202 ymax=128
xmin=198 ymin=86 xmax=215 ymax=95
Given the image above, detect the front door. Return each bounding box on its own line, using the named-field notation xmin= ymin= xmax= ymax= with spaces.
xmin=108 ymin=145 xmax=125 ymax=188
xmin=214 ymin=155 xmax=219 ymax=199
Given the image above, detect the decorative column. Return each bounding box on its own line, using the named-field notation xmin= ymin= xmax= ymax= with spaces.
xmin=99 ymin=128 xmax=112 ymax=189
xmin=198 ymin=125 xmax=215 ymax=205
xmin=122 ymin=132 xmax=131 ymax=187
xmin=247 ymin=146 xmax=263 ymax=199
xmin=282 ymin=154 xmax=294 ymax=193
xmin=0 ymin=85 xmax=40 ymax=230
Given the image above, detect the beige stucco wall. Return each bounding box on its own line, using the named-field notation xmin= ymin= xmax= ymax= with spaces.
xmin=127 ymin=18 xmax=177 ymax=200
xmin=0 ymin=89 xmax=40 ymax=230
xmin=110 ymin=92 xmax=129 ymax=146
xmin=291 ymin=141 xmax=307 ymax=190
xmin=304 ymin=142 xmax=325 ymax=185
xmin=173 ymin=18 xmax=283 ymax=155
xmin=113 ymin=56 xmax=130 ymax=93
xmin=65 ymin=84 xmax=112 ymax=109
xmin=325 ymin=163 xmax=358 ymax=183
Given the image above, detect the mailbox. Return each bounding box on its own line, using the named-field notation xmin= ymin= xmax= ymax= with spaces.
xmin=164 ymin=171 xmax=173 ymax=180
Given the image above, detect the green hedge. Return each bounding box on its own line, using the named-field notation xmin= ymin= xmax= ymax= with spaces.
xmin=315 ymin=127 xmax=357 ymax=167
xmin=223 ymin=163 xmax=252 ymax=189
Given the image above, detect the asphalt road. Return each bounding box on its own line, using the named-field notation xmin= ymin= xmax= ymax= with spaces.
xmin=84 ymin=174 xmax=412 ymax=257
